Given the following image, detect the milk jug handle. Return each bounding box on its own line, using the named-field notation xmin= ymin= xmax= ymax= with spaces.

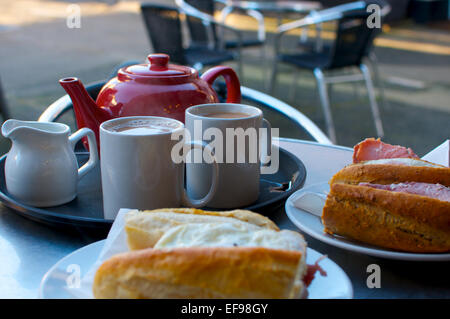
xmin=69 ymin=128 xmax=99 ymax=180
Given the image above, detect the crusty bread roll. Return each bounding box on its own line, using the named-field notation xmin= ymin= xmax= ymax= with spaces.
xmin=125 ymin=208 xmax=279 ymax=250
xmin=93 ymin=221 xmax=308 ymax=299
xmin=93 ymin=246 xmax=306 ymax=299
xmin=330 ymin=159 xmax=450 ymax=187
xmin=323 ymin=180 xmax=450 ymax=253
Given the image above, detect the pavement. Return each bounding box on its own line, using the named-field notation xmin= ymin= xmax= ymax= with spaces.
xmin=0 ymin=0 xmax=449 ymax=155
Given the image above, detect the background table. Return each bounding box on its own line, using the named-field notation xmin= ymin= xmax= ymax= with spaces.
xmin=218 ymin=0 xmax=321 ymax=14
xmin=0 ymin=139 xmax=449 ymax=298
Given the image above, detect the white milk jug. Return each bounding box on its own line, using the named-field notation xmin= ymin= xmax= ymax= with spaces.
xmin=2 ymin=120 xmax=98 ymax=207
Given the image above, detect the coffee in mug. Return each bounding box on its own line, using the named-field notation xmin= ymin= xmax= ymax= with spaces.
xmin=109 ymin=119 xmax=177 ymax=135
xmin=199 ymin=111 xmax=251 ymax=119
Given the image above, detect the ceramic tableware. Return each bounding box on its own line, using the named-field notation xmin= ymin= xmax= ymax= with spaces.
xmin=1 ymin=119 xmax=98 ymax=207
xmin=100 ymin=116 xmax=219 ymax=220
xmin=185 ymin=103 xmax=273 ymax=208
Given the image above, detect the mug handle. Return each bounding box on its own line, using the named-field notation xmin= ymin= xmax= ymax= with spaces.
xmin=69 ymin=128 xmax=99 ymax=180
xmin=260 ymin=118 xmax=272 ymax=166
xmin=201 ymin=66 xmax=241 ymax=104
xmin=181 ymin=141 xmax=219 ymax=208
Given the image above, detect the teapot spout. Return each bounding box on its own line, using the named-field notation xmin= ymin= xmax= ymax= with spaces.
xmin=59 ymin=77 xmax=112 ymax=144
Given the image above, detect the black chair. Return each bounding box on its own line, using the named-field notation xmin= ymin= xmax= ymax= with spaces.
xmin=176 ymin=0 xmax=267 ymax=78
xmin=295 ymin=1 xmax=369 ymax=53
xmin=184 ymin=0 xmax=218 ymax=47
xmin=140 ymin=3 xmax=236 ymax=70
xmin=270 ymin=5 xmax=384 ymax=143
xmin=180 ymin=0 xmax=265 ymax=50
xmin=295 ymin=1 xmax=390 ymax=112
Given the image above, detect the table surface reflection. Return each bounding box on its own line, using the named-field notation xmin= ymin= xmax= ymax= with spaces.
xmin=0 ymin=139 xmax=449 ymax=298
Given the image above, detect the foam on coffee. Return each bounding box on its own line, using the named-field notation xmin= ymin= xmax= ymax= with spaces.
xmin=110 ymin=119 xmax=180 ymax=135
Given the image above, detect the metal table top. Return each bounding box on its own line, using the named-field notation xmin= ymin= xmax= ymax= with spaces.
xmin=0 ymin=139 xmax=449 ymax=298
xmin=217 ymin=0 xmax=321 ymax=14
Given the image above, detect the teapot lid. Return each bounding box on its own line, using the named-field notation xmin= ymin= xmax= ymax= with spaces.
xmin=122 ymin=54 xmax=193 ymax=78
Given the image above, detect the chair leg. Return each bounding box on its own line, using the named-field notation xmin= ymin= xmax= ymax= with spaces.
xmin=360 ymin=64 xmax=384 ymax=138
xmin=236 ymin=51 xmax=244 ymax=81
xmin=269 ymin=59 xmax=279 ymax=95
xmin=260 ymin=45 xmax=268 ymax=90
xmin=352 ymin=82 xmax=360 ymax=100
xmin=327 ymin=83 xmax=333 ymax=102
xmin=313 ymin=68 xmax=337 ymax=143
xmin=300 ymin=26 xmax=308 ymax=43
xmin=289 ymin=69 xmax=300 ymax=102
xmin=368 ymin=52 xmax=389 ymax=109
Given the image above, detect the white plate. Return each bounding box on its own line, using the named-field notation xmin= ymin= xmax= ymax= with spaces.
xmin=285 ymin=182 xmax=450 ymax=261
xmin=39 ymin=239 xmax=353 ymax=299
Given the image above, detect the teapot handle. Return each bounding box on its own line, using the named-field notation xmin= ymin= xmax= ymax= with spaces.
xmin=201 ymin=66 xmax=241 ymax=104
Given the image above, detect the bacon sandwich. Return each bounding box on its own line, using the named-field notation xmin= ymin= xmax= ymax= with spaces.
xmin=322 ymin=138 xmax=450 ymax=253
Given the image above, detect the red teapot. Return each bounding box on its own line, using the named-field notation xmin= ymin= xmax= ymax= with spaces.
xmin=59 ymin=53 xmax=241 ymax=148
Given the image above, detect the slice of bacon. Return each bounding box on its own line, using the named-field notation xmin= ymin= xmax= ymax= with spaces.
xmin=304 ymin=255 xmax=327 ymax=287
xmin=353 ymin=138 xmax=418 ymax=163
xmin=359 ymin=182 xmax=450 ymax=203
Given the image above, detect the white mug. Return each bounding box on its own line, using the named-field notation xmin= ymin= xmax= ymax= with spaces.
xmin=185 ymin=103 xmax=271 ymax=208
xmin=100 ymin=116 xmax=219 ymax=220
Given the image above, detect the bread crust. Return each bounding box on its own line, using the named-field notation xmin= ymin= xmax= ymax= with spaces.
xmin=93 ymin=247 xmax=306 ymax=299
xmin=152 ymin=208 xmax=279 ymax=230
xmin=125 ymin=208 xmax=279 ymax=250
xmin=330 ymin=163 xmax=450 ymax=187
xmin=322 ymin=183 xmax=450 ymax=252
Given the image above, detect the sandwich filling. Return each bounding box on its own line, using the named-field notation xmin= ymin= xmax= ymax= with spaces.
xmin=154 ymin=222 xmax=306 ymax=251
xmin=362 ymin=158 xmax=442 ymax=168
xmin=359 ymin=182 xmax=450 ymax=202
xmin=353 ymin=138 xmax=418 ymax=163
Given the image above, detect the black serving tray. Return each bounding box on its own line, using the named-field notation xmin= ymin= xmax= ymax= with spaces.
xmin=0 ymin=147 xmax=306 ymax=231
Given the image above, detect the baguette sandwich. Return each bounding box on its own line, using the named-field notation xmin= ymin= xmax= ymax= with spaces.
xmin=322 ymin=138 xmax=450 ymax=253
xmin=93 ymin=208 xmax=325 ymax=299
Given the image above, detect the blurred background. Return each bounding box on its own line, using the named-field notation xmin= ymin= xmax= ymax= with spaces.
xmin=0 ymin=0 xmax=449 ymax=155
